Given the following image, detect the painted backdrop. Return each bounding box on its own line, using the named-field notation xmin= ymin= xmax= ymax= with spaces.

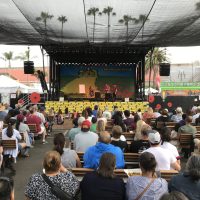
xmin=60 ymin=64 xmax=136 ymax=99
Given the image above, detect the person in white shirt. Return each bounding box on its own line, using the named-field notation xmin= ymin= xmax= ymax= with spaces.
xmin=144 ymin=130 xmax=181 ymax=171
xmin=2 ymin=118 xmax=25 ymax=173
xmin=74 ymin=120 xmax=98 ymax=152
xmin=102 ymin=106 xmax=112 ymax=120
xmin=160 ymin=127 xmax=180 ymax=164
xmin=192 ymin=106 xmax=200 ymax=123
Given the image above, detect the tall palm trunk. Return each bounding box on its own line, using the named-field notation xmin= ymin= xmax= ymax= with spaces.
xmin=108 ymin=13 xmax=110 ymax=43
xmin=61 ymin=22 xmax=64 ymax=43
xmin=126 ymin=23 xmax=129 ymax=43
xmin=93 ymin=15 xmax=96 ymax=42
xmin=8 ymin=60 xmax=11 ymax=68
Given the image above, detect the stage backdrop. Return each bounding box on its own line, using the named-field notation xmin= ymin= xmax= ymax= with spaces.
xmin=60 ymin=64 xmax=136 ymax=99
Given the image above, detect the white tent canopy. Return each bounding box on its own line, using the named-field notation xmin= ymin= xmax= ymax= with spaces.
xmin=0 ymin=75 xmax=37 ymax=93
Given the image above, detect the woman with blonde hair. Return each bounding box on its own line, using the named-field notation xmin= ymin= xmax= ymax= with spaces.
xmin=143 ymin=107 xmax=155 ymax=124
xmin=96 ymin=119 xmax=105 ymax=134
xmin=25 ymin=150 xmax=79 ymax=200
xmin=134 ymin=119 xmax=146 ymax=141
xmin=97 ymin=110 xmax=107 ymax=125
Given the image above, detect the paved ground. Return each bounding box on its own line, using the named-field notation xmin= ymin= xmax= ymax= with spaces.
xmin=3 ymin=120 xmax=73 ymax=200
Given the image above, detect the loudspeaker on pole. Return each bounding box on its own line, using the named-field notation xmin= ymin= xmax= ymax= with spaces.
xmin=24 ymin=61 xmax=34 ymax=74
xmin=159 ymin=63 xmax=170 ymax=76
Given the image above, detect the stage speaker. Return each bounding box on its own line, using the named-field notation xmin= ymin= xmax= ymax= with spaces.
xmin=159 ymin=63 xmax=170 ymax=76
xmin=105 ymin=93 xmax=112 ymax=101
xmin=24 ymin=61 xmax=34 ymax=74
xmin=95 ymin=92 xmax=101 ymax=99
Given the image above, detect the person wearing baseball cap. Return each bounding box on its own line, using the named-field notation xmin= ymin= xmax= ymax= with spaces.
xmin=143 ymin=130 xmax=181 ymax=171
xmin=74 ymin=120 xmax=98 ymax=152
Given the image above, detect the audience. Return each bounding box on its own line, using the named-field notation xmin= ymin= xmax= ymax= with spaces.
xmin=83 ymin=131 xmax=125 ymax=169
xmin=113 ymin=111 xmax=126 ymax=132
xmin=81 ymin=153 xmax=125 ymax=200
xmin=92 ymin=105 xmax=98 ymax=118
xmin=153 ymin=108 xmax=161 ymax=118
xmin=74 ymin=120 xmax=98 ymax=152
xmin=111 ymin=125 xmax=128 ymax=152
xmin=142 ymin=107 xmax=155 ymax=124
xmin=134 ymin=118 xmax=146 ymax=140
xmin=96 ymin=119 xmax=106 ymax=134
xmin=169 ymin=154 xmax=200 ymax=200
xmin=68 ymin=116 xmax=85 ymax=141
xmin=171 ymin=107 xmax=183 ymax=122
xmin=123 ymin=110 xmax=135 ymax=131
xmin=178 ymin=116 xmax=197 ymax=138
xmin=160 ymin=127 xmax=180 ymax=163
xmin=160 ymin=191 xmax=189 ymax=200
xmin=155 ymin=109 xmax=170 ymax=129
xmin=144 ymin=130 xmax=181 ymax=171
xmin=126 ymin=152 xmax=168 ymax=200
xmin=53 ymin=133 xmax=81 ymax=168
xmin=102 ymin=106 xmax=112 ymax=119
xmin=26 ymin=107 xmax=47 ymax=144
xmin=0 ymin=176 xmax=14 ymax=200
xmin=25 ymin=151 xmax=80 ymax=199
xmin=0 ymin=141 xmax=3 ymax=170
xmin=130 ymin=124 xmax=151 ymax=153
xmin=2 ymin=118 xmax=24 ymax=173
xmin=192 ymin=106 xmax=200 ymax=123
xmin=90 ymin=117 xmax=97 ymax=133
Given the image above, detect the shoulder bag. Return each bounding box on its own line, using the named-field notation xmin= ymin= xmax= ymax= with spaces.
xmin=42 ymin=174 xmax=74 ymax=200
xmin=134 ymin=178 xmax=155 ymax=200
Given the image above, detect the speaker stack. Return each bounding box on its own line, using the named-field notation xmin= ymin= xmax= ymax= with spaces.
xmin=159 ymin=63 xmax=170 ymax=76
xmin=24 ymin=61 xmax=34 ymax=74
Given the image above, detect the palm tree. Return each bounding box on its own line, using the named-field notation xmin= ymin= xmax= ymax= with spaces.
xmin=87 ymin=7 xmax=99 ymax=42
xmin=1 ymin=51 xmax=14 ymax=68
xmin=57 ymin=15 xmax=67 ymax=43
xmin=100 ymin=6 xmax=116 ymax=42
xmin=15 ymin=47 xmax=37 ymax=62
xmin=145 ymin=48 xmax=169 ymax=88
xmin=36 ymin=11 xmax=54 ymax=39
xmin=118 ymin=15 xmax=136 ymax=43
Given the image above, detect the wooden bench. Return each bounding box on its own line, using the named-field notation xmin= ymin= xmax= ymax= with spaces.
xmin=27 ymin=124 xmax=38 ymax=135
xmin=69 ymin=168 xmax=178 ymax=182
xmin=179 ymin=133 xmax=193 ymax=149
xmin=76 ymin=152 xmax=139 ymax=168
xmin=195 ymin=133 xmax=200 ymax=140
xmin=123 ymin=132 xmax=135 ymax=141
xmin=2 ymin=139 xmax=16 ymax=150
xmin=196 ymin=126 xmax=200 ymax=132
xmin=165 ymin=122 xmax=176 ymax=127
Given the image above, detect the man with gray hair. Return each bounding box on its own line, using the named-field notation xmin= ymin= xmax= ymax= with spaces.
xmin=68 ymin=116 xmax=85 ymax=141
xmin=192 ymin=106 xmax=200 ymax=123
xmin=83 ymin=131 xmax=125 ymax=169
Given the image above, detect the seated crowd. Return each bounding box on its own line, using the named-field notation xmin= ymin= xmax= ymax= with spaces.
xmin=0 ymin=103 xmax=62 ymax=174
xmin=1 ymin=104 xmax=200 ymax=199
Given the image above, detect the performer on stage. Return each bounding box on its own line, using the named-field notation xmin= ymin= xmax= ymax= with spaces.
xmin=89 ymin=86 xmax=95 ymax=97
xmin=112 ymin=84 xmax=117 ymax=101
xmin=104 ymin=84 xmax=110 ymax=94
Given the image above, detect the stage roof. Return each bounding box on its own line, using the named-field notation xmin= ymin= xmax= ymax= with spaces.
xmin=1 ymin=0 xmax=200 ymax=48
